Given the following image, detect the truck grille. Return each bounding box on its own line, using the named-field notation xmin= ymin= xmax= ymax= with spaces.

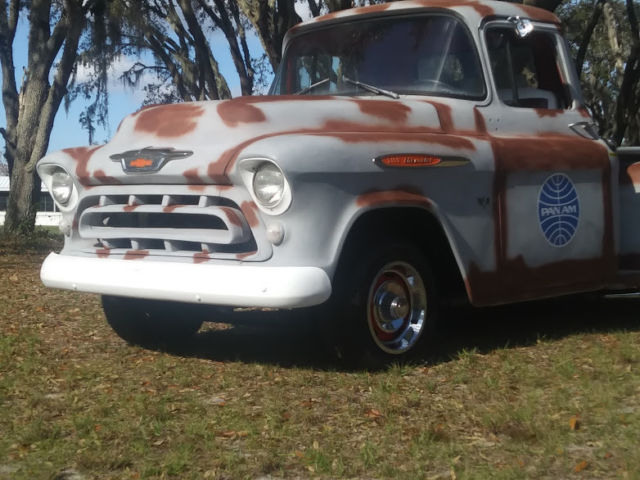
xmin=77 ymin=192 xmax=263 ymax=260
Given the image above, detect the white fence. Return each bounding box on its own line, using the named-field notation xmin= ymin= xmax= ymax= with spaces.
xmin=0 ymin=211 xmax=61 ymax=227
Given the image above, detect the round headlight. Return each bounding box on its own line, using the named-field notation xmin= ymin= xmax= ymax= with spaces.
xmin=253 ymin=163 xmax=284 ymax=207
xmin=51 ymin=169 xmax=74 ymax=205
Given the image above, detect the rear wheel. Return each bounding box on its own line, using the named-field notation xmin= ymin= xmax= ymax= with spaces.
xmin=102 ymin=296 xmax=204 ymax=346
xmin=328 ymin=241 xmax=437 ymax=366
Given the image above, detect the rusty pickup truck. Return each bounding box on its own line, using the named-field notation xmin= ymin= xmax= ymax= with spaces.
xmin=37 ymin=0 xmax=640 ymax=362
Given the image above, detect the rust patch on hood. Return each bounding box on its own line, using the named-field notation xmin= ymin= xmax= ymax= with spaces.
xmin=93 ymin=169 xmax=120 ymax=185
xmin=63 ymin=145 xmax=104 ymax=186
xmin=134 ymin=103 xmax=205 ymax=137
xmin=352 ymin=99 xmax=411 ymax=123
xmin=217 ymin=98 xmax=267 ymax=127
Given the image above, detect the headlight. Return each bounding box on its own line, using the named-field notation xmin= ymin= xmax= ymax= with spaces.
xmin=51 ymin=169 xmax=74 ymax=205
xmin=253 ymin=163 xmax=285 ymax=208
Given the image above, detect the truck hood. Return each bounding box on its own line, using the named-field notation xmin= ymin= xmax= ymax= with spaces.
xmin=46 ymin=95 xmax=456 ymax=186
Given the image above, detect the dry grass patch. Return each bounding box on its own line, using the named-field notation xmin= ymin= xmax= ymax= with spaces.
xmin=1 ymin=249 xmax=639 ymax=479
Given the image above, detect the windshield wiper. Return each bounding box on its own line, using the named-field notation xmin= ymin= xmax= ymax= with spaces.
xmin=296 ymin=78 xmax=330 ymax=95
xmin=342 ymin=76 xmax=400 ymax=99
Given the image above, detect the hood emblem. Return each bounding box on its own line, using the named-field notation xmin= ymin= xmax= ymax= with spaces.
xmin=110 ymin=147 xmax=193 ymax=174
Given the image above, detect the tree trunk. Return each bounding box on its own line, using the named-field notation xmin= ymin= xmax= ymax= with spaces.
xmin=238 ymin=0 xmax=301 ymax=70
xmin=1 ymin=0 xmax=86 ymax=235
xmin=4 ymin=163 xmax=38 ymax=234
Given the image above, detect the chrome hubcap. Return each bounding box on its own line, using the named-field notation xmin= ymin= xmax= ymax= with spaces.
xmin=367 ymin=261 xmax=427 ymax=354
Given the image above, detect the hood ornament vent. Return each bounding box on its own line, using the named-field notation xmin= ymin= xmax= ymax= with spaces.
xmin=110 ymin=147 xmax=193 ymax=174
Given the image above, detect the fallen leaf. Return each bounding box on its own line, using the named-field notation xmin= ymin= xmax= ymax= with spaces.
xmin=206 ymin=396 xmax=226 ymax=406
xmin=152 ymin=439 xmax=164 ymax=446
xmin=365 ymin=408 xmax=383 ymax=419
xmin=218 ymin=430 xmax=248 ymax=439
xmin=574 ymin=460 xmax=588 ymax=473
xmin=569 ymin=415 xmax=581 ymax=431
xmin=313 ymin=440 xmax=319 ymax=450
xmin=294 ymin=450 xmax=304 ymax=458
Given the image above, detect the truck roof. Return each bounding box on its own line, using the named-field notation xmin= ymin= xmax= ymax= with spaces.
xmin=288 ymin=0 xmax=559 ymax=42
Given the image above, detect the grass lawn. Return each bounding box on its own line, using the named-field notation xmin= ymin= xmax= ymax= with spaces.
xmin=0 ymin=244 xmax=639 ymax=479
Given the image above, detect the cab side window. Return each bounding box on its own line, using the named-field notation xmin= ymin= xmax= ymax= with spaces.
xmin=486 ymin=28 xmax=571 ymax=109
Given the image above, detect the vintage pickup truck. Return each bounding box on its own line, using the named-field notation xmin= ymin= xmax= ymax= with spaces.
xmin=37 ymin=0 xmax=640 ymax=362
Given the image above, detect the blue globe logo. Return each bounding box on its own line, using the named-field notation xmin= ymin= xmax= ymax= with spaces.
xmin=538 ymin=173 xmax=580 ymax=247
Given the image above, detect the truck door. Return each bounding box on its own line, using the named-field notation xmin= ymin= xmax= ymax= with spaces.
xmin=471 ymin=21 xmax=614 ymax=305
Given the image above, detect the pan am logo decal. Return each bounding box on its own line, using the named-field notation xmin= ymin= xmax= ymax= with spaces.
xmin=538 ymin=173 xmax=580 ymax=247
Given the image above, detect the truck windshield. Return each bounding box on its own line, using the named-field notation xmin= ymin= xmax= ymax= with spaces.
xmin=271 ymin=14 xmax=485 ymax=99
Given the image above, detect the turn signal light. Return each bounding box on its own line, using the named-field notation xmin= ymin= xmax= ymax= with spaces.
xmin=380 ymin=154 xmax=441 ymax=167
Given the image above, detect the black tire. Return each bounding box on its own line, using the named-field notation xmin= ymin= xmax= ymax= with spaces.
xmin=326 ymin=240 xmax=438 ymax=367
xmin=102 ymin=296 xmax=204 ymax=347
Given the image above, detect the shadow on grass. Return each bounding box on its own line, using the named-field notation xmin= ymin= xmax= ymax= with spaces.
xmin=152 ymin=295 xmax=640 ymax=371
xmin=432 ymin=295 xmax=640 ymax=362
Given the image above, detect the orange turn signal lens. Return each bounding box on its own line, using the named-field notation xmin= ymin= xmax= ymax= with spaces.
xmin=380 ymin=154 xmax=441 ymax=167
xmin=130 ymin=158 xmax=153 ymax=168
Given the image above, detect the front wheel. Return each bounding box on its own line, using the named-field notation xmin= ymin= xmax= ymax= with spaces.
xmin=366 ymin=260 xmax=429 ymax=354
xmin=102 ymin=296 xmax=204 ymax=347
xmin=328 ymin=241 xmax=438 ymax=366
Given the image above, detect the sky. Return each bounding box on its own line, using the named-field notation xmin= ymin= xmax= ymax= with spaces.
xmin=0 ymin=10 xmax=278 ymax=160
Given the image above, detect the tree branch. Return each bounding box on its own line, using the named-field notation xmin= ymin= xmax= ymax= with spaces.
xmin=627 ymin=0 xmax=639 ymax=44
xmin=576 ymin=0 xmax=605 ymax=78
